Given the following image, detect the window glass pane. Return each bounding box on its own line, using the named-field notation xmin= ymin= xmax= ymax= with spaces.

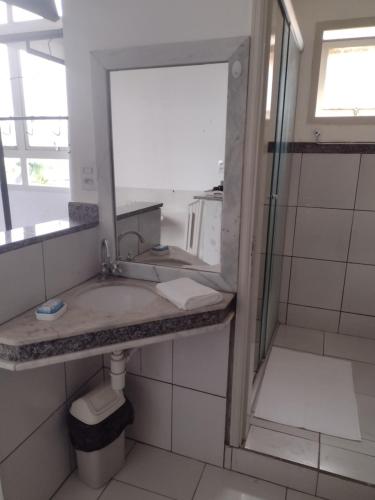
xmin=26 ymin=119 xmax=68 ymax=148
xmin=20 ymin=50 xmax=68 ymax=116
xmin=323 ymin=26 xmax=375 ymax=41
xmin=0 ymin=44 xmax=14 ymax=117
xmin=4 ymin=158 xmax=22 ymax=185
xmin=12 ymin=6 xmax=41 ymax=22
xmin=0 ymin=2 xmax=7 ymax=24
xmin=27 ymin=158 xmax=69 ymax=188
xmin=317 ymin=44 xmax=375 ymax=117
xmin=0 ymin=121 xmax=16 ymax=147
xmin=55 ymin=0 xmax=62 ymax=17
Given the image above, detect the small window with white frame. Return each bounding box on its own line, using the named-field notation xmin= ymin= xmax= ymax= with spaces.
xmin=311 ymin=19 xmax=375 ymax=121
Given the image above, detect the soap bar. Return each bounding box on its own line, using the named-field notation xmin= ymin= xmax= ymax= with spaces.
xmin=35 ymin=299 xmax=67 ymax=321
xmin=37 ymin=298 xmax=64 ymax=314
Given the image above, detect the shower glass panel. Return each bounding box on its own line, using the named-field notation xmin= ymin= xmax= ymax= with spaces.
xmin=257 ymin=3 xmax=300 ymax=366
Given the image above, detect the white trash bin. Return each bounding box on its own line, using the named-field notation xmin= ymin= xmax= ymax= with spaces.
xmin=68 ymin=382 xmax=134 ymax=489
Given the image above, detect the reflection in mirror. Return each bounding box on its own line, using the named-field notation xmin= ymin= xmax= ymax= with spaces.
xmin=110 ymin=63 xmax=229 ymax=271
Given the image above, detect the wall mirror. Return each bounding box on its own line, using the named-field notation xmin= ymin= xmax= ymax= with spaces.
xmin=91 ymin=38 xmax=249 ymax=291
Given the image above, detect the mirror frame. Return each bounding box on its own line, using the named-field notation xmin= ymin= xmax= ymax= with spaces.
xmin=91 ymin=37 xmax=250 ymax=292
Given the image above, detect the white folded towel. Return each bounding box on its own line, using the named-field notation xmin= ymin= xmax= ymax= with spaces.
xmin=156 ymin=278 xmax=223 ymax=311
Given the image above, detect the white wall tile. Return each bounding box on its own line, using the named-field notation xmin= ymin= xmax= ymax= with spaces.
xmin=173 ymin=324 xmax=230 ymax=397
xmin=298 ymin=154 xmax=359 ymax=209
xmin=293 ymin=208 xmax=352 ymax=261
xmin=280 ymin=257 xmax=291 ymax=303
xmin=279 ymin=302 xmax=287 ymax=324
xmin=288 ymin=154 xmax=302 ymax=207
xmin=321 ymin=433 xmax=375 ymax=457
xmin=340 ymin=312 xmax=375 ymax=340
xmin=141 ymin=341 xmax=172 ymax=383
xmin=125 ymin=374 xmax=172 ymax=450
xmin=65 ymin=356 xmax=103 ymax=397
xmin=289 ymin=258 xmax=345 ymax=310
xmin=325 ymin=333 xmax=375 ymax=364
xmin=357 ymin=394 xmax=375 ymax=442
xmin=273 ymin=325 xmax=324 ymax=355
xmin=232 ymin=448 xmax=318 ymax=494
xmin=0 ymin=406 xmax=71 ymax=500
xmin=355 ymin=155 xmax=375 ymax=211
xmin=0 ymin=244 xmax=45 ymax=325
xmin=352 ymin=361 xmax=375 ymax=397
xmin=0 ymin=364 xmax=65 ymax=463
xmin=342 ymin=263 xmax=375 ymax=316
xmin=349 ymin=211 xmax=375 ymax=265
xmin=172 ymin=386 xmax=226 ymax=466
xmin=139 ymin=209 xmax=161 ymax=251
xmin=43 ymin=228 xmax=99 ymax=298
xmin=287 ymin=304 xmax=339 ymax=332
xmin=317 ymin=472 xmax=375 ymax=500
xmin=283 ymin=207 xmax=296 ymax=256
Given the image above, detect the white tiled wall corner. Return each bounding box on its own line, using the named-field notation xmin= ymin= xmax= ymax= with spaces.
xmin=316 ymin=472 xmax=375 ymax=500
xmin=172 ymin=386 xmax=226 ymax=466
xmin=224 ymin=445 xmax=232 ymax=469
xmin=278 ymin=302 xmax=287 ymax=324
xmin=273 ymin=324 xmax=324 ymax=355
xmin=324 ymin=333 xmax=375 ymax=365
xmin=349 ymin=211 xmax=375 ymax=265
xmin=280 ymin=257 xmax=291 ymax=303
xmin=287 ymin=153 xmax=302 ymax=207
xmin=231 ymin=448 xmax=318 ymax=494
xmin=283 ymin=207 xmax=296 ymax=256
xmin=43 ymin=227 xmax=99 ymax=298
xmin=355 ymin=155 xmax=375 ymax=211
xmin=0 ymin=406 xmax=71 ymax=500
xmin=141 ymin=341 xmax=172 ymax=383
xmin=125 ymin=374 xmax=172 ymax=450
xmin=342 ymin=263 xmax=375 ymax=316
xmin=289 ymin=258 xmax=346 ymax=310
xmin=293 ymin=207 xmax=352 ymax=262
xmin=139 ymin=209 xmax=161 ymax=251
xmin=287 ymin=304 xmax=339 ymax=333
xmin=0 ymin=363 xmax=66 ymax=463
xmin=65 ymin=355 xmax=103 ymax=397
xmin=173 ymin=324 xmax=230 ymax=397
xmin=0 ymin=243 xmax=45 ymax=325
xmin=298 ymin=154 xmax=360 ymax=209
xmin=339 ymin=312 xmax=375 ymax=340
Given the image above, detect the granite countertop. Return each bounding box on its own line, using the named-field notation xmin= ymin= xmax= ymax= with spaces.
xmin=0 ymin=277 xmax=234 ymax=370
xmin=116 ymin=201 xmax=163 ymax=220
xmin=0 ymin=219 xmax=98 ymax=255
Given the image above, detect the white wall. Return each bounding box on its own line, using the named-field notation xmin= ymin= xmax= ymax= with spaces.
xmin=62 ymin=0 xmax=253 ymax=203
xmin=111 ymin=64 xmax=228 ymax=191
xmin=0 ymin=187 xmax=69 ymax=232
xmin=293 ymin=0 xmax=375 ymax=142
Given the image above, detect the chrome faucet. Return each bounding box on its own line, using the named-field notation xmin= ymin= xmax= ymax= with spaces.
xmin=117 ymin=230 xmax=145 ymax=261
xmin=100 ymin=238 xmax=118 ymax=278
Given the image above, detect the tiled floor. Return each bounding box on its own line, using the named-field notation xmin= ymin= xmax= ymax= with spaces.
xmin=52 ymin=441 xmax=324 ymax=499
xmin=245 ymin=324 xmax=375 ymax=487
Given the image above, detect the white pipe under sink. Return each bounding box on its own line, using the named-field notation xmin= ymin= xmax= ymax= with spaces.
xmin=110 ymin=349 xmax=137 ymax=391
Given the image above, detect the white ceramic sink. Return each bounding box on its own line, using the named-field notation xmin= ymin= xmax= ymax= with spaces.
xmin=75 ymin=284 xmax=157 ymax=314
